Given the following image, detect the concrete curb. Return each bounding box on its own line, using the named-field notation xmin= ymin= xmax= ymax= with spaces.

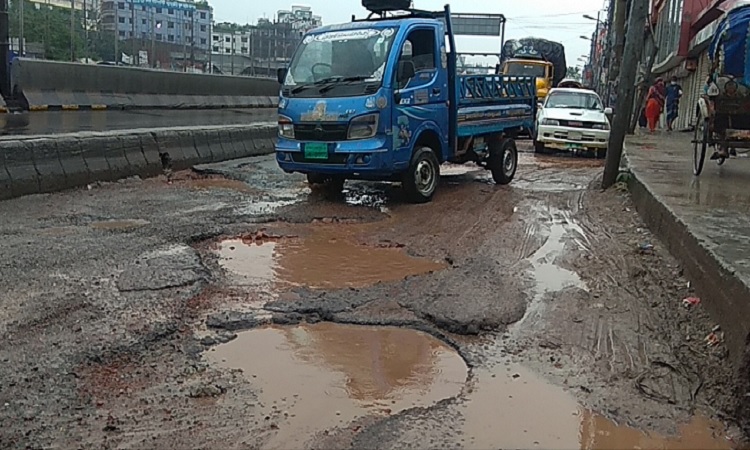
xmin=0 ymin=122 xmax=276 ymax=201
xmin=19 ymin=92 xmax=279 ymax=111
xmin=623 ymin=150 xmax=750 ymax=431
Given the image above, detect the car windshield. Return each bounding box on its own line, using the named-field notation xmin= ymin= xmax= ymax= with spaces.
xmin=545 ymin=91 xmax=603 ymax=110
xmin=505 ymin=62 xmax=546 ymax=78
xmin=285 ymin=28 xmax=397 ymax=87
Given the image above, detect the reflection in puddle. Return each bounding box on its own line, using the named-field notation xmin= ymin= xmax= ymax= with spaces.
xmin=208 ymin=323 xmax=466 ymax=449
xmin=216 ymin=225 xmax=445 ymax=290
xmin=89 ymin=219 xmax=149 ymax=230
xmin=516 ymin=209 xmax=588 ymax=328
xmin=462 ymin=365 xmax=733 ymax=450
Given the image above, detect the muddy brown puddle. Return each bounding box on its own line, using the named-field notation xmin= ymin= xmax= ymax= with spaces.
xmin=208 ymin=323 xmax=467 ymax=449
xmin=207 ymin=322 xmax=735 ymax=450
xmin=216 ymin=225 xmax=445 ymax=290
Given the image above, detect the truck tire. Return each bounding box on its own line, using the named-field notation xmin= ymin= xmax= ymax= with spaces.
xmin=489 ymin=137 xmax=518 ymax=185
xmin=307 ymin=174 xmax=345 ymax=193
xmin=402 ymin=147 xmax=440 ymax=203
xmin=307 ymin=173 xmax=327 ymax=185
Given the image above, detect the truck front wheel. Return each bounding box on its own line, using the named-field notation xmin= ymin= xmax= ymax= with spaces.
xmin=489 ymin=137 xmax=518 ymax=185
xmin=402 ymin=147 xmax=440 ymax=203
xmin=307 ymin=174 xmax=345 ymax=193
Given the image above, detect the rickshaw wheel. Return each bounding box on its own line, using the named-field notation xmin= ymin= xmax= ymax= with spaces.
xmin=693 ymin=110 xmax=709 ymax=176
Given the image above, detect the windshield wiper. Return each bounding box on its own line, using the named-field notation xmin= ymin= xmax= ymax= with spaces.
xmin=318 ymin=76 xmax=371 ymax=94
xmin=291 ymin=77 xmax=344 ymax=94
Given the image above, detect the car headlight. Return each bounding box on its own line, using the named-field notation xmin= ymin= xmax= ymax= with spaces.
xmin=541 ymin=118 xmax=559 ymax=126
xmin=592 ymin=122 xmax=610 ymax=130
xmin=348 ymin=113 xmax=379 ymax=140
xmin=278 ymin=115 xmax=294 ymax=139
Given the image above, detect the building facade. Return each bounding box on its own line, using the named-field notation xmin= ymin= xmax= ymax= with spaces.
xmin=101 ymin=0 xmax=213 ymax=57
xmin=648 ymin=0 xmax=718 ymax=130
xmin=209 ymin=5 xmax=321 ymax=75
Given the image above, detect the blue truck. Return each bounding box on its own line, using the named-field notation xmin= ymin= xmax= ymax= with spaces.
xmin=275 ymin=2 xmax=537 ymax=203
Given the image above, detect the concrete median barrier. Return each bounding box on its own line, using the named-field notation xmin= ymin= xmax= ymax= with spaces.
xmin=0 ymin=123 xmax=276 ymax=201
xmin=11 ymin=59 xmax=280 ymax=110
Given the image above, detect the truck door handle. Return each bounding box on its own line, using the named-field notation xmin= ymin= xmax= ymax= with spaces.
xmin=432 ymin=88 xmax=441 ymax=95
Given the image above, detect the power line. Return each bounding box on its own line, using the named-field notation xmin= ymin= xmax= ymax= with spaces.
xmin=508 ymin=9 xmax=602 ymax=20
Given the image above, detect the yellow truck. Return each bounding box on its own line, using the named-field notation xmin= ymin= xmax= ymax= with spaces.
xmin=499 ymin=38 xmax=567 ymax=101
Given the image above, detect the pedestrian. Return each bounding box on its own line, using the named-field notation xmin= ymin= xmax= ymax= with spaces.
xmin=665 ymin=76 xmax=683 ymax=131
xmin=644 ymin=78 xmax=666 ymax=132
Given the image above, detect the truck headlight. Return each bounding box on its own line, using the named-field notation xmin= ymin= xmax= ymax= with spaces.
xmin=592 ymin=122 xmax=610 ymax=130
xmin=541 ymin=118 xmax=559 ymax=126
xmin=278 ymin=115 xmax=294 ymax=139
xmin=348 ymin=113 xmax=379 ymax=140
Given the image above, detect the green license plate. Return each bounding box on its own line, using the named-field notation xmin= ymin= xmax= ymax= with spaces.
xmin=566 ymin=143 xmax=583 ymax=149
xmin=304 ymin=143 xmax=329 ymax=160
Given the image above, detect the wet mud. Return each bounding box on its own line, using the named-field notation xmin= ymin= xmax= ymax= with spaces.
xmin=89 ymin=219 xmax=150 ymax=230
xmin=3 ymin=151 xmax=749 ymax=449
xmin=207 ymin=323 xmax=466 ymax=449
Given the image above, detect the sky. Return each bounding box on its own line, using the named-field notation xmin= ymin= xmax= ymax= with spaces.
xmin=210 ymin=0 xmax=607 ymax=69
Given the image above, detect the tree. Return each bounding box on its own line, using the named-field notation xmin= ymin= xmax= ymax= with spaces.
xmin=9 ymin=0 xmax=84 ymax=61
xmin=567 ymin=66 xmax=582 ymax=81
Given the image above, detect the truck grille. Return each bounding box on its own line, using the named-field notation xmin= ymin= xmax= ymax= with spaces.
xmin=294 ymin=123 xmax=348 ymax=141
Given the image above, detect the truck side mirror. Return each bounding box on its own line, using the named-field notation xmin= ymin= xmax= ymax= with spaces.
xmin=604 ymin=107 xmax=613 ymax=115
xmin=277 ymin=67 xmax=288 ymax=84
xmin=397 ymin=61 xmax=415 ymax=84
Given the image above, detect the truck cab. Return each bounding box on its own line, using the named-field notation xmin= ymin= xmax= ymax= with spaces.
xmin=275 ymin=3 xmax=536 ymax=203
xmin=501 ymin=59 xmax=554 ymax=99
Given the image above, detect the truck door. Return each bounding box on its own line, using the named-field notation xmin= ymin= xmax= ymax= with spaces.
xmin=392 ymin=25 xmax=449 ymax=166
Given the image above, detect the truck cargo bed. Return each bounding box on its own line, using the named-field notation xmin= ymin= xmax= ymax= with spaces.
xmin=455 ymin=75 xmax=536 ymax=137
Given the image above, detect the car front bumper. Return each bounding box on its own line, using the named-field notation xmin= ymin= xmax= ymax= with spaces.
xmin=537 ymin=125 xmax=609 ymax=150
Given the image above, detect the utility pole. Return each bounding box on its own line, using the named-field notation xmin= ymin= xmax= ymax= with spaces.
xmin=182 ymin=11 xmax=187 ymax=70
xmin=190 ymin=13 xmax=194 ymax=68
xmin=18 ymin=0 xmax=23 ymax=56
xmin=83 ymin=0 xmax=87 ymax=59
xmin=602 ymin=0 xmax=649 ymax=189
xmin=113 ymin=0 xmax=118 ymax=64
xmin=609 ymin=0 xmax=628 ymax=83
xmin=0 ymin=0 xmax=10 ymax=100
xmin=131 ymin=0 xmax=136 ymax=65
xmin=150 ymin=9 xmax=155 ymax=68
xmin=70 ymin=0 xmax=75 ymax=61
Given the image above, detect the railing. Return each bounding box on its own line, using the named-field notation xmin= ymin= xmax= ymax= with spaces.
xmin=458 ymin=75 xmax=536 ymax=104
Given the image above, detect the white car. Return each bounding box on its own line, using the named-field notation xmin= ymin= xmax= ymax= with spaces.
xmin=534 ymin=88 xmax=613 ymax=158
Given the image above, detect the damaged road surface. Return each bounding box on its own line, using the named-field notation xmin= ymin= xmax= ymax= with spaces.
xmin=0 ymin=147 xmax=748 ymax=449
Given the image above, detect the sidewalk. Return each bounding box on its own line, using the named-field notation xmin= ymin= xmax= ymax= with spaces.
xmin=624 ymin=131 xmax=750 ymax=425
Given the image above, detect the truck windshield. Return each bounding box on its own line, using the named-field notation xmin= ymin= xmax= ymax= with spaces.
xmin=284 ymin=27 xmax=398 ymax=95
xmin=545 ymin=91 xmax=603 ymax=110
xmin=505 ymin=62 xmax=546 ymax=78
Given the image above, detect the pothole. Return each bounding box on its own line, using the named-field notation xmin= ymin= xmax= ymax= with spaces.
xmin=89 ymin=219 xmax=150 ymax=230
xmin=206 ymin=323 xmax=466 ymax=449
xmin=462 ymin=364 xmax=734 ymax=449
xmin=215 ymin=225 xmax=445 ymax=290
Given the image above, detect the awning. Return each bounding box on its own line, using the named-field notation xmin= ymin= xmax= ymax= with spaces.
xmin=692 ymin=0 xmax=726 ymax=32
